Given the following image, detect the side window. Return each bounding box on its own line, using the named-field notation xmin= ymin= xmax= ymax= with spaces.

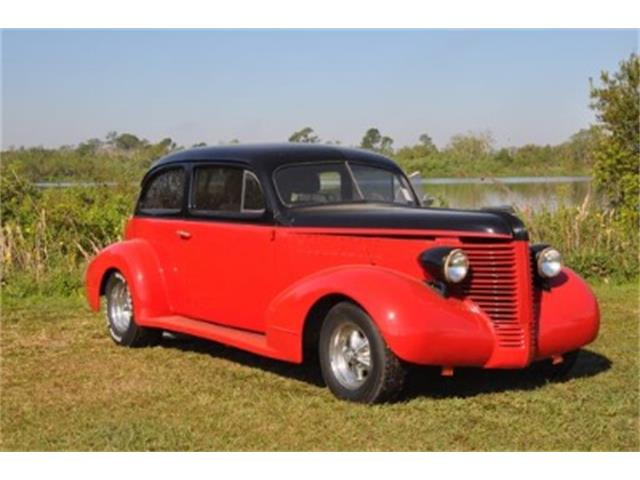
xmin=191 ymin=166 xmax=265 ymax=215
xmin=137 ymin=167 xmax=185 ymax=215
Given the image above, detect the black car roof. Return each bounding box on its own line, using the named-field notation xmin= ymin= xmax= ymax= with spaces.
xmin=149 ymin=143 xmax=400 ymax=175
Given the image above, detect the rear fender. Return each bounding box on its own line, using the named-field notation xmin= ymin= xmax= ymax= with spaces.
xmin=264 ymin=265 xmax=494 ymax=365
xmin=85 ymin=239 xmax=171 ymax=321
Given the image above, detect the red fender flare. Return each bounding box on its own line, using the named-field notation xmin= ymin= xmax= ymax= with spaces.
xmin=535 ymin=267 xmax=600 ymax=359
xmin=264 ymin=265 xmax=495 ymax=366
xmin=85 ymin=239 xmax=171 ymax=321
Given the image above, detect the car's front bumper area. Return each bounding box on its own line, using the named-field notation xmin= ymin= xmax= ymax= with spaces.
xmin=384 ymin=267 xmax=599 ymax=369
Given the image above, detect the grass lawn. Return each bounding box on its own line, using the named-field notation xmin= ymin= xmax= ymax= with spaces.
xmin=1 ymin=283 xmax=638 ymax=451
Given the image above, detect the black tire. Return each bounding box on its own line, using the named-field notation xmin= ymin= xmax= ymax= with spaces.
xmin=536 ymin=350 xmax=580 ymax=379
xmin=104 ymin=271 xmax=161 ymax=347
xmin=319 ymin=302 xmax=406 ymax=403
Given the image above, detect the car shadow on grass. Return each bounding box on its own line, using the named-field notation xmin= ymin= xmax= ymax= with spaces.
xmin=157 ymin=333 xmax=611 ymax=401
xmin=158 ymin=333 xmax=326 ymax=387
xmin=402 ymin=349 xmax=612 ymax=400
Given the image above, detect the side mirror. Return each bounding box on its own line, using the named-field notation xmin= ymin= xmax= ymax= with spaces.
xmin=422 ymin=194 xmax=435 ymax=207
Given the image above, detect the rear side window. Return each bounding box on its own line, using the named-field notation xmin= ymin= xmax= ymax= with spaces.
xmin=137 ymin=167 xmax=185 ymax=215
xmin=191 ymin=166 xmax=265 ymax=215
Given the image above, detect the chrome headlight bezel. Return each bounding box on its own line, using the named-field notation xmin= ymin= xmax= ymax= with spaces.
xmin=536 ymin=246 xmax=562 ymax=279
xmin=443 ymin=249 xmax=470 ymax=284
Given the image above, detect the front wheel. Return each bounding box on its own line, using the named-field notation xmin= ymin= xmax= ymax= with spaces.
xmin=319 ymin=302 xmax=406 ymax=403
xmin=104 ymin=271 xmax=161 ymax=347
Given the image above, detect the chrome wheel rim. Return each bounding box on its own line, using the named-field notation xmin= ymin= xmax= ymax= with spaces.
xmin=328 ymin=322 xmax=371 ymax=390
xmin=108 ymin=273 xmax=133 ymax=332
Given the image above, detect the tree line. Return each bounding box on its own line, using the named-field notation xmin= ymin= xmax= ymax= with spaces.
xmin=2 ymin=54 xmax=637 ymax=224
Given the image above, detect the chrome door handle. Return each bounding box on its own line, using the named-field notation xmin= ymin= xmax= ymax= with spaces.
xmin=176 ymin=230 xmax=192 ymax=239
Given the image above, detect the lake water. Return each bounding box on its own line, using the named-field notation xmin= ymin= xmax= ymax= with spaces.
xmin=409 ymin=175 xmax=593 ymax=211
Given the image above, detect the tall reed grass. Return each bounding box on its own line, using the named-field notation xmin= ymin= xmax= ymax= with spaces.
xmin=519 ymin=193 xmax=638 ymax=281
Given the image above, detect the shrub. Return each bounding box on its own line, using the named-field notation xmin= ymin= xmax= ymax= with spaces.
xmin=518 ymin=195 xmax=638 ymax=282
xmin=1 ymin=181 xmax=137 ymax=298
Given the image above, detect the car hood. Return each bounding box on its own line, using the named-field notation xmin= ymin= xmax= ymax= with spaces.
xmin=284 ymin=203 xmax=528 ymax=239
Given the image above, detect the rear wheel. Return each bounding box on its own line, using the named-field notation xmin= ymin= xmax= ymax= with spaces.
xmin=319 ymin=302 xmax=406 ymax=403
xmin=104 ymin=271 xmax=161 ymax=347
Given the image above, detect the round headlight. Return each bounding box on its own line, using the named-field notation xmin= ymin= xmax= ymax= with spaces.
xmin=537 ymin=247 xmax=562 ymax=278
xmin=444 ymin=249 xmax=469 ymax=283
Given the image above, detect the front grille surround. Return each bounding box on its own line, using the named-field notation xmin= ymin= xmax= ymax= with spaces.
xmin=451 ymin=239 xmax=535 ymax=361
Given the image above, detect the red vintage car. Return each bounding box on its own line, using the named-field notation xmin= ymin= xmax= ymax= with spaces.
xmin=86 ymin=144 xmax=600 ymax=403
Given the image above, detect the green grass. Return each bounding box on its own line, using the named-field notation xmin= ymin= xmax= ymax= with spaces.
xmin=1 ymin=283 xmax=638 ymax=451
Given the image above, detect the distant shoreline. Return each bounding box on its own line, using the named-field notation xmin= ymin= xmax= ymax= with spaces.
xmin=418 ymin=176 xmax=591 ymax=185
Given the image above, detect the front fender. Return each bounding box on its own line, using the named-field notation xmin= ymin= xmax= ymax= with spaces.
xmin=535 ymin=267 xmax=600 ymax=359
xmin=264 ymin=265 xmax=494 ymax=366
xmin=85 ymin=239 xmax=171 ymax=321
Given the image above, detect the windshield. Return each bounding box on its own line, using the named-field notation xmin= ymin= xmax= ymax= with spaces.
xmin=274 ymin=161 xmax=418 ymax=207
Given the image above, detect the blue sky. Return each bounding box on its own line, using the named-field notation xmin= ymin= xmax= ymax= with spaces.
xmin=1 ymin=29 xmax=637 ymax=149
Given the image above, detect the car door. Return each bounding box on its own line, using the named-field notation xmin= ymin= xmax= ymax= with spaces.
xmin=132 ymin=165 xmax=190 ymax=315
xmin=178 ymin=164 xmax=275 ymax=332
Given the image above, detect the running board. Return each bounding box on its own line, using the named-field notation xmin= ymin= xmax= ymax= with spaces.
xmin=142 ymin=315 xmax=288 ymax=361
